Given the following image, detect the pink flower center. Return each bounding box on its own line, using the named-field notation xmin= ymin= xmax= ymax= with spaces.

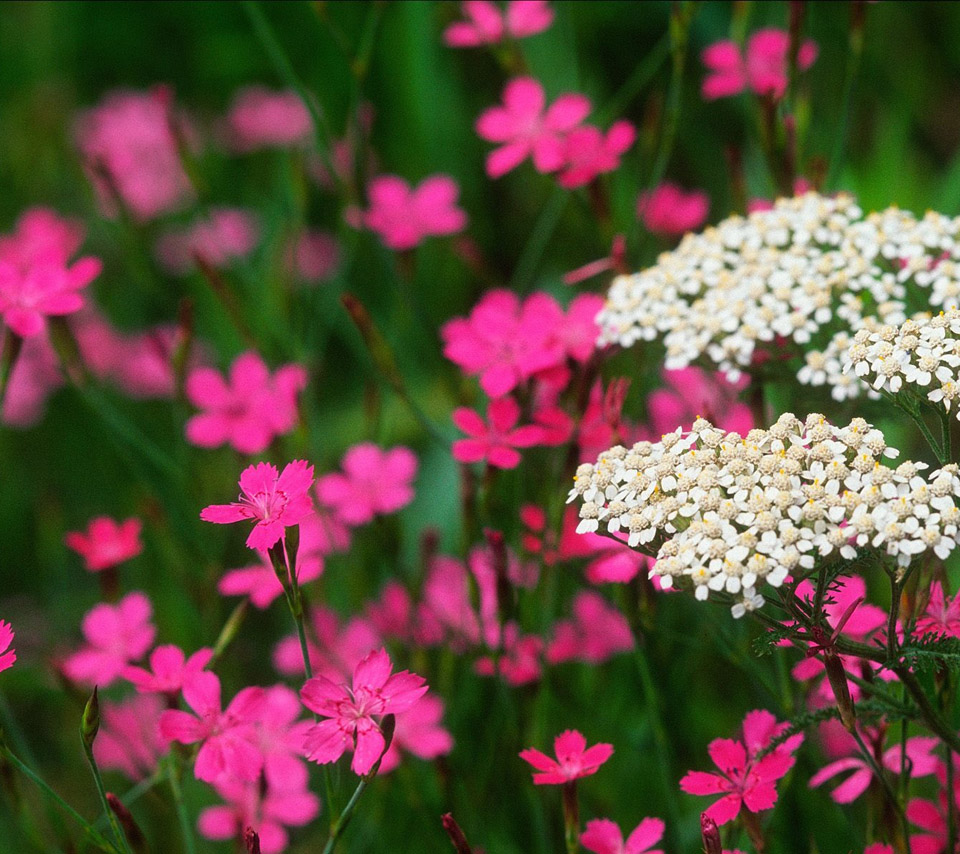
xmin=241 ymin=488 xmax=288 ymax=523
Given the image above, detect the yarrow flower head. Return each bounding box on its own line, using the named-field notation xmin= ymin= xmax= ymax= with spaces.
xmin=520 ymin=729 xmax=613 ymax=784
xmin=636 ymin=183 xmax=709 ymax=238
xmin=201 ymin=460 xmax=315 ymax=550
xmin=701 ymin=28 xmax=818 ymax=100
xmin=65 ymin=516 xmax=143 ymax=572
xmin=300 ymin=647 xmax=429 ymax=775
xmin=444 ymin=1 xmax=554 ymax=47
xmin=568 ymin=413 xmax=960 ymax=616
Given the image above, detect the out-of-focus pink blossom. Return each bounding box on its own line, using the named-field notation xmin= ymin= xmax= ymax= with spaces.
xmin=581 ymin=817 xmax=665 ymax=854
xmin=94 ymin=694 xmax=169 ymax=780
xmin=290 ymin=230 xmax=340 ymax=284
xmin=2 ymin=333 xmax=62 ymax=426
xmin=520 ymin=729 xmax=613 ymax=785
xmin=0 ymin=208 xmax=84 ymax=269
xmin=62 ymin=592 xmax=156 ymax=688
xmin=273 ymin=607 xmax=380 ymax=681
xmin=475 ymin=622 xmax=543 ymax=685
xmin=316 ymin=444 xmax=418 ymax=526
xmin=300 ymin=647 xmax=428 ymax=776
xmin=201 ymin=461 xmax=315 ymax=551
xmin=226 ymin=87 xmax=312 ymax=152
xmin=557 ymin=122 xmax=636 ymax=189
xmin=747 ymin=179 xmax=813 ymax=213
xmin=75 ymin=88 xmax=194 ymax=221
xmin=159 ymin=670 xmax=266 ymax=783
xmin=680 ymin=709 xmax=803 ymax=825
xmin=637 ymin=183 xmax=709 ymax=237
xmin=452 ymin=396 xmax=544 ymax=469
xmin=564 ymin=234 xmax=628 ymax=286
xmin=155 ymin=208 xmax=259 ymax=275
xmin=254 ymin=685 xmax=315 ymax=790
xmin=65 ymin=516 xmax=143 ymax=572
xmin=640 ymin=368 xmax=753 ymax=440
xmin=701 ymin=29 xmax=818 ymax=101
xmin=907 ymin=764 xmax=960 ymax=854
xmin=123 ymin=644 xmax=213 ymax=697
xmin=348 ymin=175 xmax=467 ymax=250
xmin=444 ymin=1 xmax=554 ymax=47
xmin=916 ymin=580 xmax=960 ymax=640
xmin=379 ymin=692 xmax=454 ymax=774
xmin=476 ymin=77 xmax=591 ymax=178
xmin=546 ymin=591 xmax=633 ymax=665
xmin=185 ymin=352 xmax=307 ymax=455
xmin=0 ymin=620 xmax=15 ymax=673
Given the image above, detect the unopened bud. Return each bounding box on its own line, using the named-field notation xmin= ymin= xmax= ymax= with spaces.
xmin=823 ymin=652 xmax=857 ymax=732
xmin=107 ymin=793 xmax=148 ymax=854
xmin=244 ymin=827 xmax=262 ymax=854
xmin=81 ymin=687 xmax=100 ymax=749
xmin=701 ymin=813 xmax=722 ymax=854
xmin=441 ymin=813 xmax=474 ymax=854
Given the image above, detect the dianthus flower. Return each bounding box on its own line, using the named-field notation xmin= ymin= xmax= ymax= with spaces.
xmin=636 ymin=183 xmax=709 ymax=238
xmin=155 ymin=208 xmax=259 ymax=275
xmin=272 ymin=606 xmax=379 ymax=681
xmin=581 ymin=817 xmax=665 ymax=854
xmin=201 ymin=460 xmax=315 ymax=550
xmin=453 ymin=396 xmax=544 ymax=469
xmin=185 ymin=352 xmax=307 ymax=455
xmin=300 ymin=647 xmax=428 ymax=775
xmin=546 ymin=591 xmax=633 ymax=665
xmin=93 ymin=694 xmax=168 ymax=780
xmin=159 ymin=670 xmax=266 ymax=783
xmin=62 ymin=592 xmax=156 ymax=687
xmin=65 ymin=516 xmax=143 ymax=572
xmin=2 ymin=333 xmax=62 ymax=426
xmin=225 ymin=86 xmax=312 ymax=152
xmin=556 ymin=121 xmax=636 ymax=189
xmin=316 ymin=444 xmax=418 ymax=526
xmin=475 ymin=622 xmax=544 ymax=685
xmin=0 ymin=207 xmax=83 ymax=268
xmin=290 ymin=230 xmax=340 ymax=284
xmin=907 ymin=763 xmax=960 ymax=854
xmin=0 ymin=620 xmax=15 ymax=673
xmin=701 ymin=29 xmax=818 ymax=100
xmin=123 ymin=644 xmax=213 ymax=697
xmin=350 ymin=175 xmax=467 ymax=250
xmin=520 ymin=729 xmax=613 ymax=784
xmin=916 ymin=580 xmax=960 ymax=640
xmin=640 ymin=368 xmax=753 ymax=441
xmin=444 ymin=0 xmax=553 ymax=47
xmin=680 ymin=709 xmax=802 ymax=824
xmin=378 ymin=692 xmax=454 ymax=774
xmin=476 ymin=77 xmax=591 ymax=178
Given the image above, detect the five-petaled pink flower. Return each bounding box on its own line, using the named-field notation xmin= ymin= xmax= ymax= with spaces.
xmin=444 ymin=1 xmax=554 ymax=47
xmin=916 ymin=580 xmax=960 ymax=640
xmin=201 ymin=460 xmax=315 ymax=551
xmin=476 ymin=77 xmax=591 ymax=178
xmin=701 ymin=29 xmax=818 ymax=101
xmin=452 ymin=396 xmax=544 ymax=469
xmin=155 ymin=207 xmax=259 ymax=275
xmin=300 ymin=647 xmax=429 ymax=776
xmin=0 ymin=620 xmax=15 ymax=674
xmin=520 ymin=729 xmax=613 ymax=784
xmin=185 ymin=352 xmax=307 ymax=455
xmin=0 ymin=254 xmax=101 ymax=338
xmin=226 ymin=86 xmax=312 ymax=152
xmin=62 ymin=592 xmax=157 ymax=688
xmin=123 ymin=644 xmax=213 ymax=698
xmin=679 ymin=709 xmax=802 ymax=825
xmin=159 ymin=670 xmax=266 ymax=783
xmin=637 ymin=183 xmax=709 ymax=237
xmin=65 ymin=516 xmax=143 ymax=572
xmin=350 ymin=175 xmax=467 ymax=251
xmin=316 ymin=444 xmax=418 ymax=527
xmin=556 ymin=121 xmax=636 ymax=189
xmin=581 ymin=817 xmax=665 ymax=854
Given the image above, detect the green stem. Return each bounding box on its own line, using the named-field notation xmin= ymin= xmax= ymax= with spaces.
xmin=826 ymin=1 xmax=866 ymax=189
xmin=849 ymin=728 xmax=908 ymax=854
xmin=167 ymin=753 xmax=196 ymax=854
xmin=895 ymin=666 xmax=960 ymax=755
xmin=81 ymin=736 xmax=132 ymax=854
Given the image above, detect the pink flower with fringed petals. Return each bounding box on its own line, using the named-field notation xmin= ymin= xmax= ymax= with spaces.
xmin=300 ymin=647 xmax=428 ymax=776
xmin=159 ymin=670 xmax=266 ymax=783
xmin=916 ymin=580 xmax=960 ymax=640
xmin=0 ymin=254 xmax=101 ymax=338
xmin=0 ymin=207 xmax=84 ymax=269
xmin=226 ymin=86 xmax=312 ymax=152
xmin=637 ymin=183 xmax=709 ymax=237
xmin=452 ymin=396 xmax=544 ymax=469
xmin=378 ymin=691 xmax=454 ymax=774
xmin=0 ymin=620 xmax=15 ymax=673
xmin=94 ymin=694 xmax=168 ymax=780
xmin=476 ymin=77 xmax=591 ymax=178
xmin=701 ymin=29 xmax=818 ymax=101
xmin=556 ymin=121 xmax=636 ymax=189
xmin=581 ymin=817 xmax=665 ymax=854
xmin=316 ymin=443 xmax=418 ymax=526
xmin=546 ymin=590 xmax=633 ymax=665
xmin=123 ymin=644 xmax=213 ymax=696
xmin=444 ymin=1 xmax=553 ymax=47
xmin=520 ymin=729 xmax=613 ymax=784
xmin=65 ymin=516 xmax=143 ymax=572
xmin=201 ymin=460 xmax=315 ymax=551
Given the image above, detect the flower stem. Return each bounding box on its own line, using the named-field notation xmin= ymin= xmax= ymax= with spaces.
xmin=81 ymin=736 xmax=133 ymax=854
xmin=561 ymin=781 xmax=579 ymax=854
xmin=166 ymin=752 xmax=196 ymax=854
xmin=849 ymin=727 xmax=908 ymax=854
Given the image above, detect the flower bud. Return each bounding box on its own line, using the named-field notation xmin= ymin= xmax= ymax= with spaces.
xmin=107 ymin=793 xmax=148 ymax=854
xmin=244 ymin=827 xmax=262 ymax=854
xmin=701 ymin=813 xmax=722 ymax=854
xmin=441 ymin=813 xmax=474 ymax=854
xmin=81 ymin=687 xmax=100 ymax=750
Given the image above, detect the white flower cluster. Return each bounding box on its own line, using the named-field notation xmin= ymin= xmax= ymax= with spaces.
xmin=598 ymin=193 xmax=960 ymax=397
xmin=568 ymin=414 xmax=960 ymax=618
xmin=844 ymin=309 xmax=960 ymax=416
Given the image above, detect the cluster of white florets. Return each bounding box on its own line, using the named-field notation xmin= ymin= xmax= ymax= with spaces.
xmin=568 ymin=414 xmax=960 ymax=617
xmin=843 ymin=309 xmax=960 ymax=417
xmin=598 ymin=193 xmax=960 ymax=397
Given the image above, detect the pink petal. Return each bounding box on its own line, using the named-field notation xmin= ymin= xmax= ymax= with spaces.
xmin=486 ymin=142 xmax=533 ymax=178
xmin=352 ymin=726 xmax=386 ymax=775
xmin=302 ymin=719 xmax=350 ymax=764
xmin=452 ymin=407 xmax=487 ymax=438
xmin=580 ymin=818 xmax=622 ymax=854
xmin=625 ymin=817 xmax=665 ymax=854
xmin=707 ymin=738 xmax=746 ymax=775
xmin=703 ymin=792 xmax=743 ymax=825
xmin=200 ymin=503 xmax=252 ymax=524
xmin=488 ymin=396 xmax=520 ymax=432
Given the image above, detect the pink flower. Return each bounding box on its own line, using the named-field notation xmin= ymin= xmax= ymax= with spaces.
xmin=0 ymin=207 xmax=84 ymax=269
xmin=444 ymin=1 xmax=554 ymax=47
xmin=159 ymin=670 xmax=266 ymax=783
xmin=74 ymin=88 xmax=194 ymax=221
xmin=290 ymin=230 xmax=340 ymax=284
xmin=201 ymin=460 xmax=315 ymax=551
xmin=226 ymin=86 xmax=312 ymax=152
xmin=378 ymin=692 xmax=454 ymax=774
xmin=155 ymin=208 xmax=259 ymax=275
xmin=701 ymin=29 xmax=818 ymax=101
xmin=640 ymin=368 xmax=753 ymax=441
xmin=254 ymin=685 xmax=315 ymax=790
xmin=475 ymin=622 xmax=543 ymax=685
xmin=546 ymin=591 xmax=633 ymax=665
xmin=907 ymin=768 xmax=960 ymax=854
xmin=452 ymin=396 xmax=544 ymax=469
xmin=680 ymin=709 xmax=802 ymax=825
xmin=123 ymin=644 xmax=213 ymax=696
xmin=519 ymin=729 xmax=613 ymax=784
xmin=556 ymin=121 xmax=636 ymax=189
xmin=637 ymin=183 xmax=709 ymax=237
xmin=273 ymin=607 xmax=380 ymax=681
xmin=93 ymin=694 xmax=169 ymax=780
xmin=0 ymin=620 xmax=15 ymax=673
xmin=350 ymin=175 xmax=467 ymax=250
xmin=300 ymin=647 xmax=428 ymax=775
xmin=0 ymin=254 xmax=101 ymax=338
xmin=65 ymin=516 xmax=143 ymax=572
xmin=581 ymin=817 xmax=665 ymax=854
xmin=916 ymin=581 xmax=960 ymax=640
xmin=2 ymin=333 xmax=62 ymax=426
xmin=316 ymin=444 xmax=418 ymax=526
xmin=62 ymin=592 xmax=156 ymax=687
xmin=185 ymin=352 xmax=307 ymax=455
xmin=476 ymin=77 xmax=591 ymax=178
